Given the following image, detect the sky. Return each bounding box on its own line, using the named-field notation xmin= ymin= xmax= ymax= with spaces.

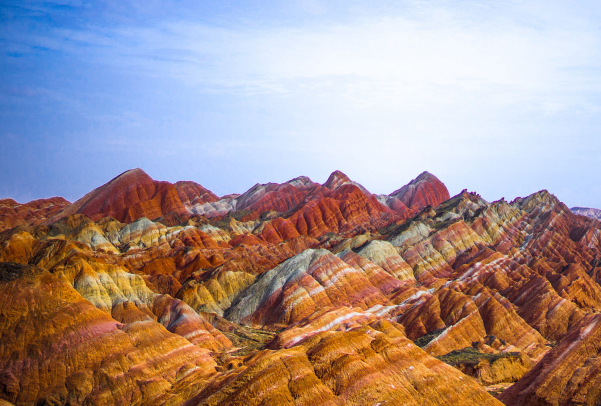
xmin=1 ymin=0 xmax=601 ymax=207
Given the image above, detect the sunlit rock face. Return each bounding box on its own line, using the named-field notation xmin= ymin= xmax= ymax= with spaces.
xmin=5 ymin=168 xmax=601 ymax=405
xmin=355 ymin=240 xmax=415 ymax=281
xmin=391 ymin=171 xmax=450 ymax=208
xmin=378 ymin=171 xmax=451 ymax=217
xmin=0 ymin=262 xmax=217 ymax=406
xmin=226 ymin=249 xmax=395 ymax=328
xmin=46 ymin=169 xmax=189 ymax=224
xmin=499 ymin=313 xmax=601 ymax=406
xmin=189 ymin=320 xmax=502 ymax=406
xmin=175 ymin=181 xmax=220 ymax=208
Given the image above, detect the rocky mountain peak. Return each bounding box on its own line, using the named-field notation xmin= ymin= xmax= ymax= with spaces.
xmin=323 ymin=170 xmax=352 ymax=190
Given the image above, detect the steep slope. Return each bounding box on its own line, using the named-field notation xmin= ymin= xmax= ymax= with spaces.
xmin=185 ymin=170 xmax=446 ymax=226
xmin=225 ymin=249 xmax=394 ymax=328
xmin=272 ymin=182 xmax=396 ymax=240
xmin=381 ymin=189 xmax=601 ymax=351
xmin=499 ymin=313 xmax=601 ymax=406
xmin=175 ymin=181 xmax=220 ymax=208
xmin=235 ymin=176 xmax=320 ymax=213
xmin=187 ymin=176 xmax=322 ymax=218
xmin=379 ymin=171 xmax=450 ymax=216
xmin=47 ymin=169 xmax=189 ymax=223
xmin=0 ymin=262 xmax=217 ymax=406
xmin=187 ymin=321 xmax=502 ymax=406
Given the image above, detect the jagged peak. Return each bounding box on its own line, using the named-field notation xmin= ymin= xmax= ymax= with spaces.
xmin=512 ymin=190 xmax=562 ymax=212
xmin=323 ymin=170 xmax=351 ymax=190
xmin=216 ymin=176 xmax=316 ymax=207
xmin=285 ymin=176 xmax=315 ymax=188
xmin=387 ymin=171 xmax=450 ymax=211
xmin=390 ymin=171 xmax=443 ymax=196
xmin=512 ymin=189 xmax=555 ymax=204
xmin=448 ymin=189 xmax=487 ymax=203
xmin=430 ymin=190 xmax=488 ymax=219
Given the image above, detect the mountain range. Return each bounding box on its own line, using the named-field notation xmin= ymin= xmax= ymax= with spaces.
xmin=1 ymin=169 xmax=601 ymax=406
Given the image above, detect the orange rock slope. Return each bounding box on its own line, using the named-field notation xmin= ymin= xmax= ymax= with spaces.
xmin=499 ymin=313 xmax=601 ymax=405
xmin=3 ymin=168 xmax=601 ymax=405
xmin=0 ymin=262 xmax=218 ymax=406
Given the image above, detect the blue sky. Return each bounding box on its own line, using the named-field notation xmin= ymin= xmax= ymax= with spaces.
xmin=2 ymin=0 xmax=601 ymax=207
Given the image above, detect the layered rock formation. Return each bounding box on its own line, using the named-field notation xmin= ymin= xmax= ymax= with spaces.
xmin=188 ymin=322 xmax=502 ymax=406
xmin=390 ymin=171 xmax=450 ymax=209
xmin=175 ymin=181 xmax=220 ymax=208
xmin=499 ymin=314 xmax=601 ymax=405
xmin=226 ymin=249 xmax=394 ymax=328
xmin=0 ymin=197 xmax=70 ymax=233
xmin=0 ymin=262 xmax=217 ymax=405
xmin=46 ymin=169 xmax=189 ymax=223
xmin=378 ymin=171 xmax=450 ymax=216
xmin=3 ymin=168 xmax=601 ymax=405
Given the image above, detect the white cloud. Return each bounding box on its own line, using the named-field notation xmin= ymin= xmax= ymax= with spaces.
xmin=84 ymin=2 xmax=598 ymax=201
xmin=5 ymin=0 xmax=601 ymax=205
xmin=58 ymin=2 xmax=597 ymax=119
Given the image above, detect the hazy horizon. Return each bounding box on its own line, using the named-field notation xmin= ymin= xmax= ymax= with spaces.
xmin=2 ymin=1 xmax=601 ymax=208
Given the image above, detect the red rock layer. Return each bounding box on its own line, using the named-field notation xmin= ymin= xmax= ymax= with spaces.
xmin=0 ymin=233 xmax=232 ymax=353
xmin=261 ymin=182 xmax=397 ymax=242
xmin=47 ymin=169 xmax=189 ymax=223
xmin=323 ymin=170 xmax=354 ymax=190
xmin=234 ymin=176 xmax=320 ymax=213
xmin=175 ymin=181 xmax=220 ymax=207
xmin=188 ymin=170 xmax=447 ymax=235
xmin=389 ymin=171 xmax=450 ymax=210
xmin=35 ymin=169 xmax=451 ymax=238
xmin=0 ymin=197 xmax=70 ymax=233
